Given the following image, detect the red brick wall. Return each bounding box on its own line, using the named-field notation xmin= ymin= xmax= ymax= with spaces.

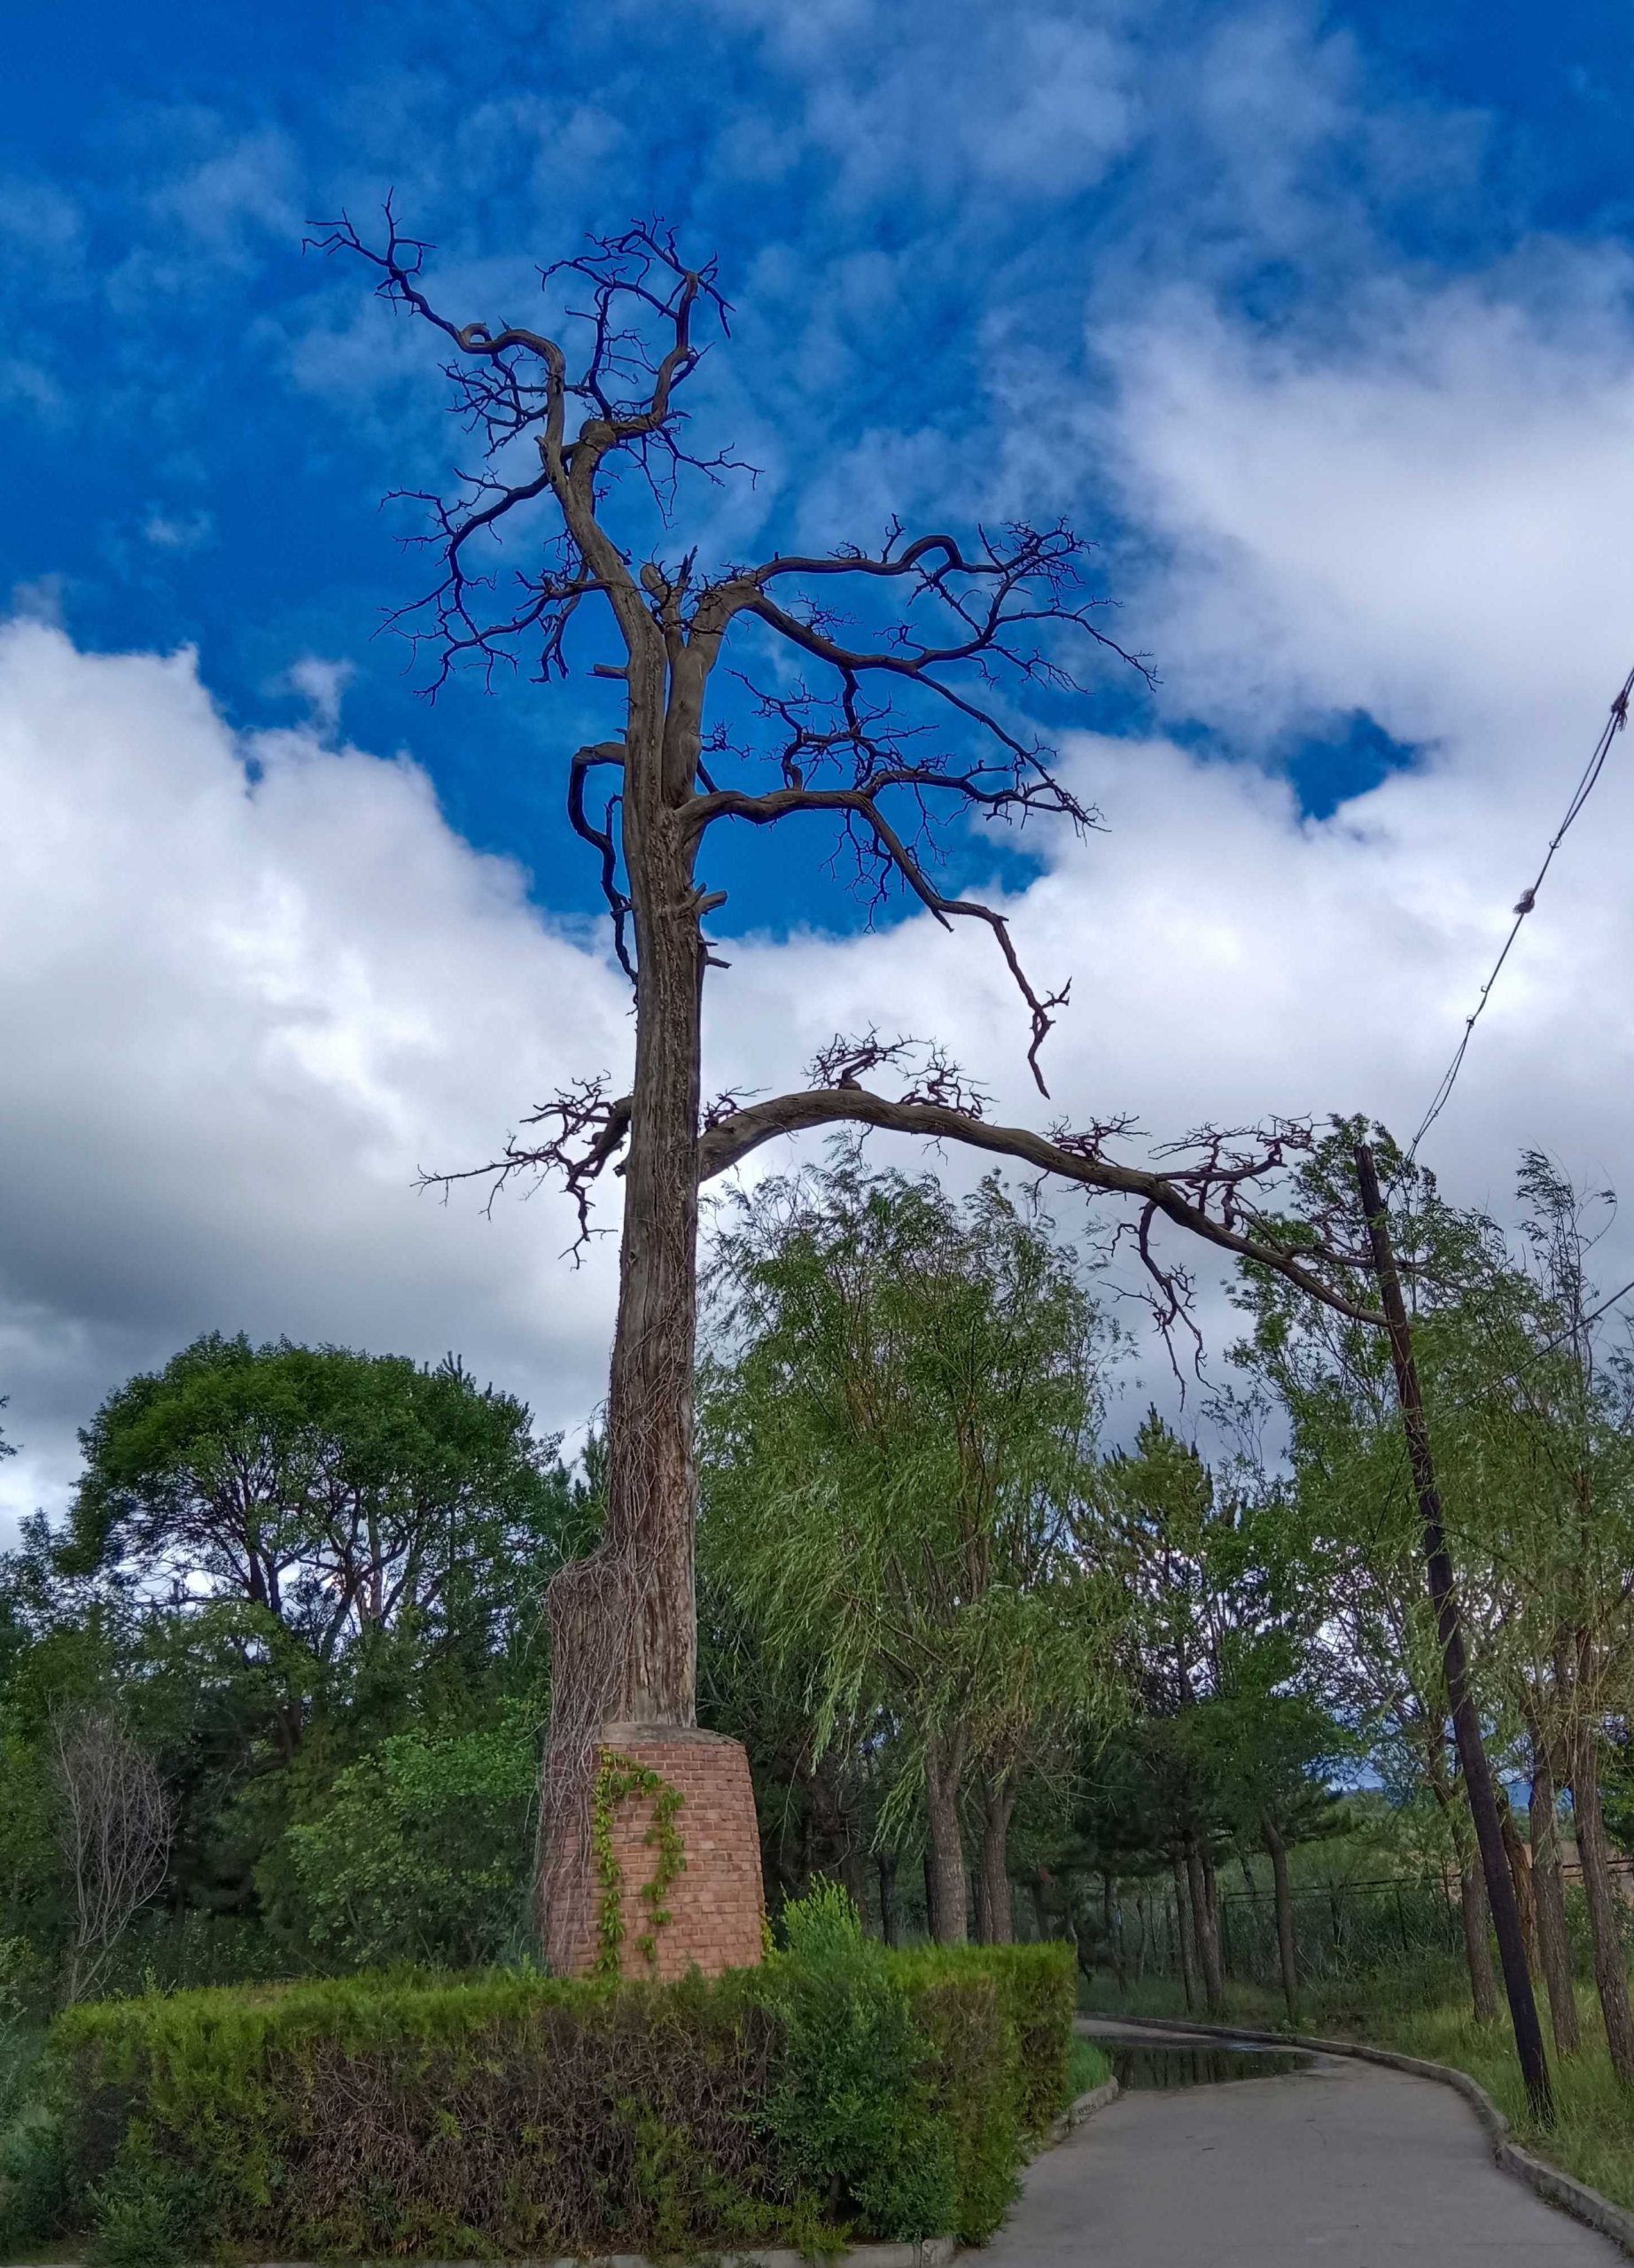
xmin=556 ymin=1723 xmax=766 ymax=1980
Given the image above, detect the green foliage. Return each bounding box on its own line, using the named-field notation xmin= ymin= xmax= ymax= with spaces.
xmin=0 ymin=2100 xmax=67 ymax=2260
xmin=0 ymin=1333 xmax=584 ymax=2001
xmin=1066 ymin=2033 xmax=1111 ymax=2097
xmin=700 ymin=1156 xmax=1124 ymax=1890
xmin=760 ymin=1884 xmax=956 ymax=2240
xmin=16 ymin=1907 xmax=1078 ymax=2261
xmin=280 ymin=1723 xmax=538 ymax=1969
xmin=591 ymin=1753 xmax=687 ymax=1978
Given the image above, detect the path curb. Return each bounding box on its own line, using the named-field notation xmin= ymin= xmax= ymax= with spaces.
xmin=1047 ymin=2074 xmax=1121 ymax=2143
xmin=1080 ymin=2011 xmax=1634 ymax=2258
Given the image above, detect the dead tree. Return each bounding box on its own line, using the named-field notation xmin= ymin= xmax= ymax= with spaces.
xmin=51 ymin=1712 xmax=174 ymax=2004
xmin=319 ymin=212 xmax=1384 ymax=1969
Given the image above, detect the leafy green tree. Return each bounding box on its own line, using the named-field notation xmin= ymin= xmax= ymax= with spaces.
xmin=1 ymin=1340 xmax=584 ymax=1993
xmin=1230 ymin=1138 xmax=1634 ymax=2069
xmin=280 ymin=1720 xmax=537 ymax=1968
xmin=701 ymin=1158 xmax=1124 ymax=1944
xmin=64 ymin=1336 xmax=571 ymax=1742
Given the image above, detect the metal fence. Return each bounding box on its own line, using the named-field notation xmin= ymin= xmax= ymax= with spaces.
xmin=1120 ymin=1862 xmax=1634 ymax=1992
xmin=1120 ymin=1874 xmax=1466 ymax=1992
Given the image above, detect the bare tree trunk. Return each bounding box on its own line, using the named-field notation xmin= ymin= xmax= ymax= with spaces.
xmin=1186 ymin=1835 xmax=1224 ymax=2016
xmin=1459 ymin=1857 xmax=1501 ymax=2024
xmin=972 ymin=1851 xmax=992 ymax=1945
xmin=1262 ymin=1814 xmax=1299 ymax=2024
xmin=1104 ymin=1871 xmax=1125 ymax=1988
xmin=1171 ymin=1851 xmax=1196 ymax=2014
xmin=1499 ymin=1793 xmax=1540 ymax=1981
xmin=1529 ymin=1736 xmax=1582 ymax=2057
xmin=977 ymin=1767 xmax=1017 ymax=1945
xmin=878 ymin=1852 xmax=899 ymax=1947
xmin=1059 ymin=1871 xmax=1081 ymax=1965
xmin=924 ymin=1849 xmax=940 ymax=1942
xmin=1428 ymin=1744 xmax=1498 ymax=2025
xmin=1189 ymin=1850 xmax=1216 ymax=1977
xmin=537 ymin=774 xmax=709 ymax=1961
xmin=1025 ymin=1868 xmax=1053 ymax=1941
xmin=1354 ymin=1145 xmax=1552 ymax=2118
xmin=1133 ymin=1889 xmax=1149 ymax=1982
xmin=1569 ymin=1725 xmax=1634 ymax=2085
xmin=924 ymin=1730 xmax=969 ymax=1946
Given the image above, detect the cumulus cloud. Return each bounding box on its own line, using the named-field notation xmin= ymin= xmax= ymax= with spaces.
xmin=284 ymin=654 xmax=355 ymax=733
xmin=0 ymin=623 xmax=629 ymax=1534
xmin=7 ymin=294 xmax=1634 ymax=1527
xmin=7 ymin=0 xmax=1634 ymax=1534
xmin=1104 ymin=267 xmax=1634 ymax=751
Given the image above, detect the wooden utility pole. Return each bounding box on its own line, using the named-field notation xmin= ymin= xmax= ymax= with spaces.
xmin=1353 ymin=1143 xmax=1553 ymax=2123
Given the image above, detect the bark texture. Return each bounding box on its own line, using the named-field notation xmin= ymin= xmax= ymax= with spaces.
xmin=1498 ymin=1796 xmax=1540 ymax=1981
xmin=1186 ymin=1834 xmax=1225 ymax=2016
xmin=1171 ymin=1851 xmax=1197 ymax=2014
xmin=1529 ymin=1741 xmax=1583 ymax=2058
xmin=977 ymin=1769 xmax=1017 ymax=1946
xmin=878 ymin=1852 xmax=899 ymax=1947
xmin=923 ymin=1730 xmax=969 ymax=1946
xmin=1262 ymin=1814 xmax=1300 ymax=2024
xmin=1569 ymin=1725 xmax=1634 ymax=2084
xmin=1459 ymin=1857 xmax=1501 ymax=2024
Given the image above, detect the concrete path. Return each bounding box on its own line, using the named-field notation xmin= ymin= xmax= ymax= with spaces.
xmin=986 ymin=2023 xmax=1624 ymax=2265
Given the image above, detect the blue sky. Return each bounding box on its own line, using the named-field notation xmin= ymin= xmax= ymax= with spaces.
xmin=8 ymin=0 xmax=1628 ymax=925
xmin=6 ymin=0 xmax=1634 ymax=1519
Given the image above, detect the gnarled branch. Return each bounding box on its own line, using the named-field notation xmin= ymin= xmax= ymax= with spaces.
xmin=695 ymin=1085 xmax=1383 ymax=1329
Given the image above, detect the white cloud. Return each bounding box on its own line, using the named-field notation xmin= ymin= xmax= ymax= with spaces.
xmin=1104 ymin=265 xmax=1634 ymax=753
xmin=284 ymin=654 xmax=354 ymax=733
xmin=11 ymin=19 xmax=1634 ymax=1526
xmin=8 ymin=299 xmax=1634 ymax=1528
xmin=0 ymin=623 xmax=630 ymax=1534
xmin=142 ymin=509 xmax=215 ymax=554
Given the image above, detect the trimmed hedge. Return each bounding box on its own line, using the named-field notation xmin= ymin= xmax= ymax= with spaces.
xmin=2 ymin=1906 xmax=1076 ymax=2264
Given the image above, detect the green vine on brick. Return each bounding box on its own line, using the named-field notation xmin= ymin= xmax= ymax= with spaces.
xmin=592 ymin=1751 xmax=687 ymax=1978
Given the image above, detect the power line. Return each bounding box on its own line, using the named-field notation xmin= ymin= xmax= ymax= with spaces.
xmin=1407 ymin=662 xmax=1634 ymax=1161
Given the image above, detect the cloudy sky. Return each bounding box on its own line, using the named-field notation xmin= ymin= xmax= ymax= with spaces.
xmin=3 ymin=0 xmax=1634 ymax=1530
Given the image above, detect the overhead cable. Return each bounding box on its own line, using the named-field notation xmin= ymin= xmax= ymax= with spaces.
xmin=1407 ymin=662 xmax=1634 ymax=1161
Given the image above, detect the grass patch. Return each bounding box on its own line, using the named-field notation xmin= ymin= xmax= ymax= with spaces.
xmin=1066 ymin=2035 xmax=1111 ymax=2099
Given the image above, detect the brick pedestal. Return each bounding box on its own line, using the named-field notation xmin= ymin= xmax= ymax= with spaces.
xmin=556 ymin=1722 xmax=766 ymax=1980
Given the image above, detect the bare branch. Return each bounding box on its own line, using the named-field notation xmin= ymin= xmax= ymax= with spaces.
xmin=567 ymin=742 xmax=634 ymax=982
xmin=682 ymin=778 xmax=1069 ymax=1088
xmin=695 ymin=1085 xmax=1384 ymax=1330
xmin=51 ymin=1712 xmax=173 ymax=2004
xmin=419 ymin=1076 xmax=633 ymax=1254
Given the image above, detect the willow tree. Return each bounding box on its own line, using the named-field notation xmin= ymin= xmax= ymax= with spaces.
xmin=700 ymin=1160 xmax=1123 ymax=1943
xmin=323 ymin=213 xmax=1381 ymax=1969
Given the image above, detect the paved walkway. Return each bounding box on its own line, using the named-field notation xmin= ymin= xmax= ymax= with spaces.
xmin=984 ymin=2023 xmax=1624 ymax=2265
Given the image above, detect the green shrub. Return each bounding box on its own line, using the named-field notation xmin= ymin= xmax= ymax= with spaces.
xmin=24 ymin=1907 xmax=1078 ymax=2262
xmin=973 ymin=1942 xmax=1078 ymax=2138
xmin=43 ymin=1969 xmax=796 ymax=2263
xmin=279 ymin=1727 xmax=536 ymax=1971
xmin=891 ymin=1940 xmax=1076 ymax=2239
xmin=761 ymin=1884 xmax=956 ymax=2240
xmin=0 ymin=2101 xmax=68 ymax=2258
